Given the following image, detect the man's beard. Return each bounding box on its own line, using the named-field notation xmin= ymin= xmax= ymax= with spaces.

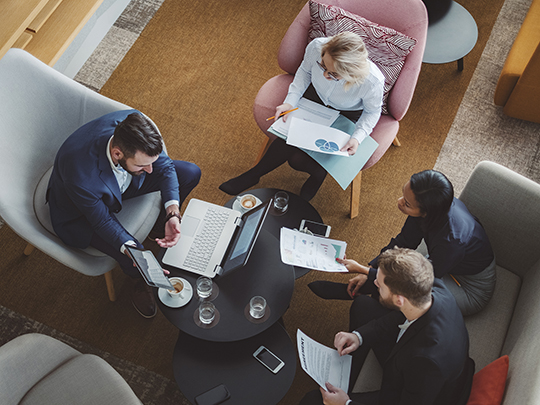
xmin=118 ymin=157 xmax=144 ymax=176
xmin=379 ymin=294 xmax=399 ymax=311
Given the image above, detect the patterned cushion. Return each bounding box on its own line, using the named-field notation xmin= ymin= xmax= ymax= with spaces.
xmin=308 ymin=0 xmax=417 ymax=114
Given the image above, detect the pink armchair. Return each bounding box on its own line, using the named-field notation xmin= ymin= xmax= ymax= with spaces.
xmin=253 ymin=0 xmax=428 ymax=218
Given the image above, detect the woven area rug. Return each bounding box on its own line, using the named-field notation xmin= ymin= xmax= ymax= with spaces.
xmin=434 ymin=0 xmax=540 ymax=193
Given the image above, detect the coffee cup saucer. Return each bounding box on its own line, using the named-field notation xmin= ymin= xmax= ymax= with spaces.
xmin=233 ymin=196 xmax=262 ymax=213
xmin=158 ymin=278 xmax=193 ymax=308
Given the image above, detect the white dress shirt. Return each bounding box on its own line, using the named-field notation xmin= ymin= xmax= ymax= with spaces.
xmin=283 ymin=37 xmax=385 ymax=143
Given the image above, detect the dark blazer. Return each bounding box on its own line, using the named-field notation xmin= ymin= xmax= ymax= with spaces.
xmin=47 ymin=109 xmax=179 ymax=251
xmin=369 ymin=198 xmax=494 ymax=278
xmin=353 ymin=280 xmax=474 ymax=405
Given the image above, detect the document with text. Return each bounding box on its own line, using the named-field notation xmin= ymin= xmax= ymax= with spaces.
xmin=280 ymin=228 xmax=347 ymax=272
xmin=297 ymin=329 xmax=352 ymax=392
xmin=269 ymin=98 xmax=340 ymax=137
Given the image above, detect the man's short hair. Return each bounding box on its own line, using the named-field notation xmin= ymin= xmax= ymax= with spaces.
xmin=112 ymin=113 xmax=163 ymax=158
xmin=378 ymin=247 xmax=434 ymax=307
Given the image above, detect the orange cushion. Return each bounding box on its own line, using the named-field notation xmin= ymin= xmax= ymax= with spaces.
xmin=467 ymin=355 xmax=509 ymax=405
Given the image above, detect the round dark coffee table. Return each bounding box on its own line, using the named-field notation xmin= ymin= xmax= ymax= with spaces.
xmin=173 ymin=323 xmax=296 ymax=405
xmin=157 ymin=229 xmax=295 ymax=342
xmin=225 ymin=188 xmax=324 ymax=278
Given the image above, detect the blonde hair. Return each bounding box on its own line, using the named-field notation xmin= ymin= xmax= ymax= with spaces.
xmin=321 ymin=32 xmax=370 ymax=89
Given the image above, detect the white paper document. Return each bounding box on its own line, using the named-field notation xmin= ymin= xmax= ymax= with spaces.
xmin=280 ymin=227 xmax=347 ymax=272
xmin=269 ymin=98 xmax=340 ymax=137
xmin=286 ymin=118 xmax=350 ymax=157
xmin=297 ymin=329 xmax=352 ymax=392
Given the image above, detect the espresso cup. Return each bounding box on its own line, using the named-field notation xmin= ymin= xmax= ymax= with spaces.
xmin=236 ymin=194 xmax=257 ymax=212
xmin=167 ymin=277 xmax=185 ymax=299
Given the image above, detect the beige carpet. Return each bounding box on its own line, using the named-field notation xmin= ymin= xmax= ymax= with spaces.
xmin=2 ymin=0 xmax=533 ymax=404
xmin=434 ymin=0 xmax=540 ymax=194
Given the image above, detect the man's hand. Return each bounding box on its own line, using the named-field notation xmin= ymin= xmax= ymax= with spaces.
xmin=274 ymin=103 xmax=294 ymax=122
xmin=347 ymin=274 xmax=368 ymax=298
xmin=320 ymin=382 xmax=350 ymax=405
xmin=340 ymin=138 xmax=359 ymax=156
xmin=156 ymin=215 xmax=181 ymax=248
xmin=334 ymin=331 xmax=360 ymax=356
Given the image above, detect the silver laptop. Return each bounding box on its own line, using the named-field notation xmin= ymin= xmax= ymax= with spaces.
xmin=161 ymin=198 xmax=271 ymax=278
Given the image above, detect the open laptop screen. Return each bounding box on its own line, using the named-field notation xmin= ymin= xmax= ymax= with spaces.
xmin=220 ymin=198 xmax=271 ymax=274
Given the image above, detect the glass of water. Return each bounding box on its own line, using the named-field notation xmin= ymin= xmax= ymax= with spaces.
xmin=196 ymin=276 xmax=213 ymax=299
xmin=249 ymin=296 xmax=267 ymax=319
xmin=273 ymin=191 xmax=289 ymax=214
xmin=199 ymin=301 xmax=215 ymax=324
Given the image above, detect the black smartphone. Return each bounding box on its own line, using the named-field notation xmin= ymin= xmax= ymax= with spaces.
xmin=195 ymin=384 xmax=231 ymax=405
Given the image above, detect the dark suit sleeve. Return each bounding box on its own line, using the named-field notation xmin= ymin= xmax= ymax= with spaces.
xmin=63 ymin=182 xmax=132 ymax=251
xmin=151 ymin=150 xmax=180 ymax=205
xmin=369 ymin=216 xmax=424 ymax=268
xmin=356 ymin=310 xmax=405 ymax=348
xmin=425 ymin=238 xmax=466 ymax=278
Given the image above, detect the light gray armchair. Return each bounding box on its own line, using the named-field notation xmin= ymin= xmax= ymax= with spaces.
xmin=0 ymin=333 xmax=141 ymax=405
xmin=0 ymin=49 xmax=161 ymax=301
xmin=353 ymin=161 xmax=540 ymax=404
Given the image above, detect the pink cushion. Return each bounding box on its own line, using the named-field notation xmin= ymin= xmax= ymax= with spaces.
xmin=308 ymin=0 xmax=417 ymax=114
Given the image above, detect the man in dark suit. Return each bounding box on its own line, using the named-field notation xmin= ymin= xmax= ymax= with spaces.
xmin=47 ymin=109 xmax=200 ymax=318
xmin=300 ymin=247 xmax=474 ymax=405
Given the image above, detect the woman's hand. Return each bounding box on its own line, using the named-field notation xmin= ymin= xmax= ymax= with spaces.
xmin=336 ymin=258 xmax=368 ymax=274
xmin=274 ymin=103 xmax=294 ymax=122
xmin=340 ymin=137 xmax=359 ymax=155
xmin=347 ymin=274 xmax=367 ymax=298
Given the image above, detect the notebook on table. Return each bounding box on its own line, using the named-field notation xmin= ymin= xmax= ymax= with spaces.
xmin=161 ymin=198 xmax=271 ymax=278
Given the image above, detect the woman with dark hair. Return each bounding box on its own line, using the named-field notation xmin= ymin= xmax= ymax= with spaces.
xmin=310 ymin=170 xmax=496 ymax=316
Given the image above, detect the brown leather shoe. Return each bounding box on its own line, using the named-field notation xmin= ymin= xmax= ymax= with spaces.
xmin=131 ymin=279 xmax=157 ymax=318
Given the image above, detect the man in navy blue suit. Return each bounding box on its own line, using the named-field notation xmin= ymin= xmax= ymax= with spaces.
xmin=300 ymin=247 xmax=474 ymax=405
xmin=47 ymin=110 xmax=201 ymax=318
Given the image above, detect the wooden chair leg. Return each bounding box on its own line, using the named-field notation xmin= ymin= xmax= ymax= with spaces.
xmin=350 ymin=171 xmax=362 ymax=219
xmin=104 ymin=271 xmax=116 ymax=302
xmin=392 ymin=135 xmax=401 ymax=147
xmin=254 ymin=137 xmax=272 ymax=165
xmin=23 ymin=243 xmax=35 ymax=256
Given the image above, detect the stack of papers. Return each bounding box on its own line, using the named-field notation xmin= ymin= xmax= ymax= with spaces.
xmin=279 ymin=228 xmax=348 ymax=272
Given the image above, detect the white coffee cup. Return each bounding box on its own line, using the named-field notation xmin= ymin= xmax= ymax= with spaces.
xmin=236 ymin=194 xmax=257 ymax=212
xmin=167 ymin=277 xmax=185 ymax=299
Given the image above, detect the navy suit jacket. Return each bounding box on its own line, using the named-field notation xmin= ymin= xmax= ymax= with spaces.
xmin=369 ymin=198 xmax=494 ymax=278
xmin=353 ymin=280 xmax=473 ymax=405
xmin=47 ymin=109 xmax=179 ymax=251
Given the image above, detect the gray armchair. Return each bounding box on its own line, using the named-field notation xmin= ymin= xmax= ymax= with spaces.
xmin=0 ymin=333 xmax=141 ymax=405
xmin=0 ymin=49 xmax=161 ymax=301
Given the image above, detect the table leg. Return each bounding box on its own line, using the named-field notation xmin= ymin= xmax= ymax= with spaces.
xmin=457 ymin=57 xmax=464 ymax=71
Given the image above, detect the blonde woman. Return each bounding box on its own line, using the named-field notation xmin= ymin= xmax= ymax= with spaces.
xmin=220 ymin=32 xmax=385 ymax=201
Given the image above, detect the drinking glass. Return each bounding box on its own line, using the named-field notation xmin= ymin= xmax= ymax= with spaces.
xmin=273 ymin=191 xmax=289 ymax=213
xmin=197 ymin=276 xmax=213 ymax=299
xmin=249 ymin=296 xmax=267 ymax=319
xmin=199 ymin=301 xmax=215 ymax=324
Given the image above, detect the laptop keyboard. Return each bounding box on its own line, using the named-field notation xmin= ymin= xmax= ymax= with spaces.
xmin=183 ymin=208 xmax=231 ymax=272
